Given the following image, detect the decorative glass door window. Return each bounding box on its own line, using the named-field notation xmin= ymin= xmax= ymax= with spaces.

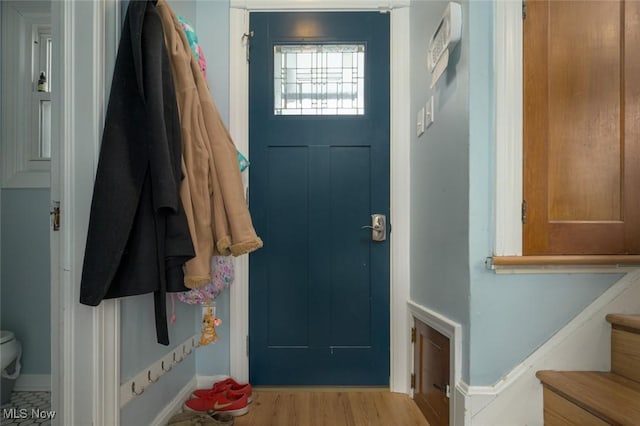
xmin=274 ymin=44 xmax=365 ymax=115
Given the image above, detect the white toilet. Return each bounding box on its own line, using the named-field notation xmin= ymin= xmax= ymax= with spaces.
xmin=1 ymin=330 xmax=22 ymax=404
xmin=1 ymin=330 xmax=20 ymax=373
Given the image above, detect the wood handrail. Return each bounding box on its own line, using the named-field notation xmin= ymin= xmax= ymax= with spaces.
xmin=492 ymin=255 xmax=640 ymax=266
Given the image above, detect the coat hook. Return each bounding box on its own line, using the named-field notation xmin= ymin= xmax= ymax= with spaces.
xmin=132 ymin=381 xmax=144 ymax=396
xmin=183 ymin=344 xmax=192 ymax=356
xmin=161 ymin=360 xmax=172 ymax=372
xmin=147 ymin=370 xmax=159 ymax=383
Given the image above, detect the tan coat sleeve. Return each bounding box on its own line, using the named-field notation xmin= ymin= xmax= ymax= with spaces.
xmin=195 ymin=62 xmax=263 ymax=256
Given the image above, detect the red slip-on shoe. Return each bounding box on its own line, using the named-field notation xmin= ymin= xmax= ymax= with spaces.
xmin=193 ymin=378 xmax=253 ymax=403
xmin=184 ymin=391 xmax=249 ymax=417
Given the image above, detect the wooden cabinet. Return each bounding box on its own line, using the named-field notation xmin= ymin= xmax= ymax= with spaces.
xmin=524 ymin=0 xmax=640 ymax=255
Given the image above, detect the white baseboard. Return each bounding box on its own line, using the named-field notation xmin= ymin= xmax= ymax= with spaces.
xmin=148 ymin=374 xmax=231 ymax=426
xmin=458 ymin=270 xmax=640 ymax=426
xmin=14 ymin=374 xmax=51 ymax=391
xmin=150 ymin=376 xmax=197 ymax=426
xmin=196 ymin=374 xmax=231 ymax=390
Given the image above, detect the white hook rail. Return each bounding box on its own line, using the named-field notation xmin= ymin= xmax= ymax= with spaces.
xmin=120 ymin=334 xmax=200 ymax=408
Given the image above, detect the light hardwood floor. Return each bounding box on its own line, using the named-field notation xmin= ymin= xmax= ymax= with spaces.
xmin=234 ymin=389 xmax=430 ymax=426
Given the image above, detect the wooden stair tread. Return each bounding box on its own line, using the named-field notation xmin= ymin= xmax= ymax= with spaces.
xmin=606 ymin=314 xmax=640 ymax=333
xmin=536 ymin=371 xmax=640 ymax=424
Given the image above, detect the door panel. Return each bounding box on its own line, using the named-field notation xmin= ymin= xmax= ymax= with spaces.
xmin=624 ymin=0 xmax=640 ymax=253
xmin=249 ymin=12 xmax=390 ymax=385
xmin=523 ymin=0 xmax=640 ymax=254
xmin=413 ymin=319 xmax=450 ymax=426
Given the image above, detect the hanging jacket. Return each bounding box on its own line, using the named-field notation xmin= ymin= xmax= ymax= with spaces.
xmin=156 ymin=0 xmax=263 ymax=289
xmin=79 ymin=0 xmax=195 ymax=345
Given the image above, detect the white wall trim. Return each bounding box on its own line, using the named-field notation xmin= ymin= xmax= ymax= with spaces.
xmin=389 ymin=6 xmax=411 ymax=395
xmin=230 ymin=0 xmax=410 ymax=11
xmin=228 ymin=7 xmax=250 ymax=384
xmin=92 ymin=2 xmax=120 ymax=425
xmin=196 ymin=374 xmax=231 ymax=390
xmin=149 ymin=374 xmax=229 ymax=426
xmin=94 ymin=300 xmax=120 ymax=425
xmin=15 ymin=374 xmax=51 ymax=392
xmin=150 ymin=376 xmax=198 ymax=426
xmin=52 ymin=1 xmax=77 ymax=424
xmin=461 ymin=270 xmax=640 ymax=425
xmin=494 ymin=0 xmax=523 ymax=256
xmin=228 ymin=4 xmax=412 ymax=393
xmin=453 ymin=382 xmax=471 ymax=426
xmin=51 ymin=0 xmax=119 ymax=424
xmin=407 ymin=300 xmax=462 ymax=425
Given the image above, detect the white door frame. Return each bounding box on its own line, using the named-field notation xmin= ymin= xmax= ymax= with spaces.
xmin=494 ymin=1 xmax=523 ymax=256
xmin=52 ymin=1 xmax=120 ymax=424
xmin=228 ymin=0 xmax=412 ymax=393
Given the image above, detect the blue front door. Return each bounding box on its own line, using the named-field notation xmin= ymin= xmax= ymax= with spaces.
xmin=249 ymin=12 xmax=390 ymax=385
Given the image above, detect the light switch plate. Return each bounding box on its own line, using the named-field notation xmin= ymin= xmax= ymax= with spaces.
xmin=426 ymin=96 xmax=435 ymax=128
xmin=417 ymin=107 xmax=425 ymax=137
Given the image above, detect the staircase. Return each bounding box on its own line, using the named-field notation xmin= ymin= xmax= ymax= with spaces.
xmin=536 ymin=314 xmax=640 ymax=425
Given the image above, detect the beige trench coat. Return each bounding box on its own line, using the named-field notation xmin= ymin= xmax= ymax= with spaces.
xmin=157 ymin=0 xmax=262 ymax=288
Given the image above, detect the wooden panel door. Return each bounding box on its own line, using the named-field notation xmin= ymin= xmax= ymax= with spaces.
xmin=523 ymin=0 xmax=640 ymax=255
xmin=413 ymin=319 xmax=449 ymax=426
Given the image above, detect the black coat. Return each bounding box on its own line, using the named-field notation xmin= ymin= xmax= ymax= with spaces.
xmin=80 ymin=0 xmax=194 ymax=345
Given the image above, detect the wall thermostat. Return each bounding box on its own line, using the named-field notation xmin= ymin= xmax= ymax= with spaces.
xmin=428 ymin=2 xmax=462 ymax=86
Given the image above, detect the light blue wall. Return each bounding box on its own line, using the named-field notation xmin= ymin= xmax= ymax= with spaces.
xmin=409 ymin=0 xmax=472 ymax=380
xmin=194 ymin=290 xmax=231 ymax=375
xmin=0 ymin=188 xmax=51 ymax=375
xmin=168 ymin=0 xmax=197 ymax=22
xmin=120 ymin=296 xmax=198 ymax=381
xmin=409 ymin=0 xmax=622 ymax=386
xmin=197 ymin=0 xmax=230 ymax=126
xmin=194 ymin=0 xmax=232 ymax=377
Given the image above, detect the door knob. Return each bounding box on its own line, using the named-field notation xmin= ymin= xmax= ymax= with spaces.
xmin=361 ymin=214 xmax=386 ymax=241
xmin=433 ymin=383 xmax=451 ymax=398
